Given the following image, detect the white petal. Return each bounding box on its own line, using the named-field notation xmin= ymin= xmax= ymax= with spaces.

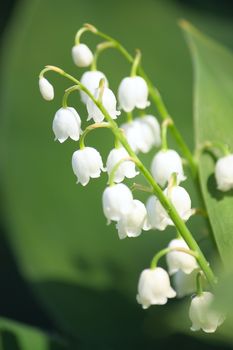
xmin=52 ymin=107 xmax=82 ymax=143
xmin=116 ymin=200 xmax=148 ymax=239
xmin=118 ymin=77 xmax=137 ymax=112
xmin=102 ymin=184 xmax=134 ymax=222
xmin=151 ymin=149 xmax=186 ymax=187
xmin=166 ymin=238 xmax=198 ymax=275
xmin=215 ymin=154 xmax=233 ymax=191
xmin=134 ymin=76 xmax=150 ymax=109
xmin=80 ymin=71 xmax=108 ymax=104
xmin=137 ymin=268 xmax=176 ymax=308
xmin=72 ymin=147 xmax=104 ymax=186
xmin=120 ymin=121 xmax=142 ymax=153
xmin=39 ymin=77 xmax=54 ymax=101
xmin=106 ymin=147 xmax=138 ymax=183
xmin=72 ymin=43 xmax=93 ymax=67
xmin=140 ymin=115 xmax=161 ymax=148
xmin=189 ymin=292 xmax=225 ymax=333
xmin=120 ymin=119 xmax=154 ymax=154
xmin=146 ymin=186 xmax=192 ymax=231
xmin=87 ymin=87 xmax=120 ymax=123
xmin=118 ymin=76 xmax=149 ymax=112
xmin=173 ymin=270 xmax=198 ymax=298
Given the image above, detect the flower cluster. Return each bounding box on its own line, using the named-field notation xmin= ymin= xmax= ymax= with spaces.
xmin=38 ymin=24 xmax=227 ymax=334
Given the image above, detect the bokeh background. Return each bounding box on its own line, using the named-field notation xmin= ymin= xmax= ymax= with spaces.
xmin=0 ymin=0 xmax=233 ymax=349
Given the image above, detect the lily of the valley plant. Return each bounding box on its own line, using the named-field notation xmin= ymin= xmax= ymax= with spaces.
xmin=39 ymin=23 xmax=230 ymax=333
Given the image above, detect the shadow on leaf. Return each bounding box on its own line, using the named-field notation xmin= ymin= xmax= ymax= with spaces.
xmin=207 ymin=174 xmax=233 ymax=201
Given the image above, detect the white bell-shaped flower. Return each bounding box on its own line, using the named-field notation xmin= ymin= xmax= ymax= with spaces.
xmin=80 ymin=71 xmax=108 ymax=104
xmin=71 ymin=43 xmax=93 ymax=67
xmin=120 ymin=115 xmax=160 ymax=154
xmin=166 ymin=238 xmax=198 ymax=275
xmin=137 ymin=267 xmax=176 ymax=308
xmin=215 ymin=154 xmax=233 ymax=191
xmin=102 ymin=183 xmax=134 ymax=223
xmin=120 ymin=121 xmax=143 ymax=153
xmin=72 ymin=147 xmax=105 ymax=186
xmin=87 ymin=86 xmax=120 ymax=123
xmin=116 ymin=199 xmax=150 ymax=239
xmin=189 ymin=292 xmax=225 ymax=333
xmin=151 ymin=149 xmax=186 ymax=187
xmin=146 ymin=186 xmax=192 ymax=231
xmin=173 ymin=270 xmax=198 ymax=298
xmin=106 ymin=147 xmax=138 ymax=183
xmin=118 ymin=76 xmax=150 ymax=112
xmin=52 ymin=107 xmax=82 ymax=143
xmin=39 ymin=77 xmax=54 ymax=101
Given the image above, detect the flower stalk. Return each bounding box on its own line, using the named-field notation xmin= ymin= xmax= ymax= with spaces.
xmin=62 ymin=85 xmax=80 ymax=108
xmin=82 ymin=24 xmax=197 ymax=176
xmin=79 ymin=122 xmax=111 ymax=149
xmin=150 ymin=246 xmax=198 ymax=269
xmin=40 ymin=65 xmax=217 ymax=287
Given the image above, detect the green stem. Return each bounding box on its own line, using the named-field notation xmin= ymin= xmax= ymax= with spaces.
xmin=74 ymin=27 xmax=90 ymax=45
xmin=150 ymin=247 xmax=198 ymax=269
xmin=151 ymin=248 xmax=170 ymax=269
xmin=167 ymin=172 xmax=178 ymax=196
xmin=161 ymin=119 xmax=172 ymax=151
xmin=114 ymin=137 xmax=121 ymax=149
xmin=195 ymin=141 xmax=230 ymax=161
xmin=62 ymin=85 xmax=80 ymax=108
xmin=108 ymin=157 xmax=134 ymax=186
xmin=98 ymin=78 xmax=105 ymax=102
xmin=91 ymin=41 xmax=117 ymax=71
xmin=131 ymin=183 xmax=153 ymax=194
xmin=196 ymin=271 xmax=203 ymax=296
xmin=79 ymin=122 xmax=111 ymax=149
xmin=126 ymin=112 xmax=133 ymax=123
xmin=41 ymin=65 xmax=217 ymax=287
xmin=87 ymin=26 xmax=197 ymax=176
xmin=130 ymin=49 xmax=141 ymax=77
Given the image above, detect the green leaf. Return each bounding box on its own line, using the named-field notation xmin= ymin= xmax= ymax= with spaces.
xmin=0 ymin=318 xmax=66 ymax=350
xmin=181 ymin=21 xmax=233 ymax=266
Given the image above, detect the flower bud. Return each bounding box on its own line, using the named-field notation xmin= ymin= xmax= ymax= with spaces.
xmin=118 ymin=76 xmax=150 ymax=112
xmin=72 ymin=43 xmax=93 ymax=67
xmin=80 ymin=71 xmax=108 ymax=104
xmin=166 ymin=238 xmax=198 ymax=275
xmin=173 ymin=270 xmax=198 ymax=298
xmin=137 ymin=267 xmax=176 ymax=308
xmin=102 ymin=184 xmax=133 ymax=223
xmin=151 ymin=149 xmax=186 ymax=187
xmin=87 ymin=86 xmax=120 ymax=123
xmin=146 ymin=186 xmax=192 ymax=231
xmin=215 ymin=154 xmax=233 ymax=191
xmin=189 ymin=292 xmax=225 ymax=333
xmin=116 ymin=199 xmax=150 ymax=239
xmin=106 ymin=147 xmax=138 ymax=183
xmin=52 ymin=107 xmax=82 ymax=143
xmin=72 ymin=147 xmax=105 ymax=186
xmin=39 ymin=77 xmax=54 ymax=101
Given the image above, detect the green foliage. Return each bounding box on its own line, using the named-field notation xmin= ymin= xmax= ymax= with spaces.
xmin=181 ymin=21 xmax=233 ymax=266
xmin=0 ymin=318 xmax=66 ymax=350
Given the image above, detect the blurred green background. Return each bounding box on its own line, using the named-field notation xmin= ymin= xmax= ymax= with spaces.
xmin=0 ymin=0 xmax=233 ymax=349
